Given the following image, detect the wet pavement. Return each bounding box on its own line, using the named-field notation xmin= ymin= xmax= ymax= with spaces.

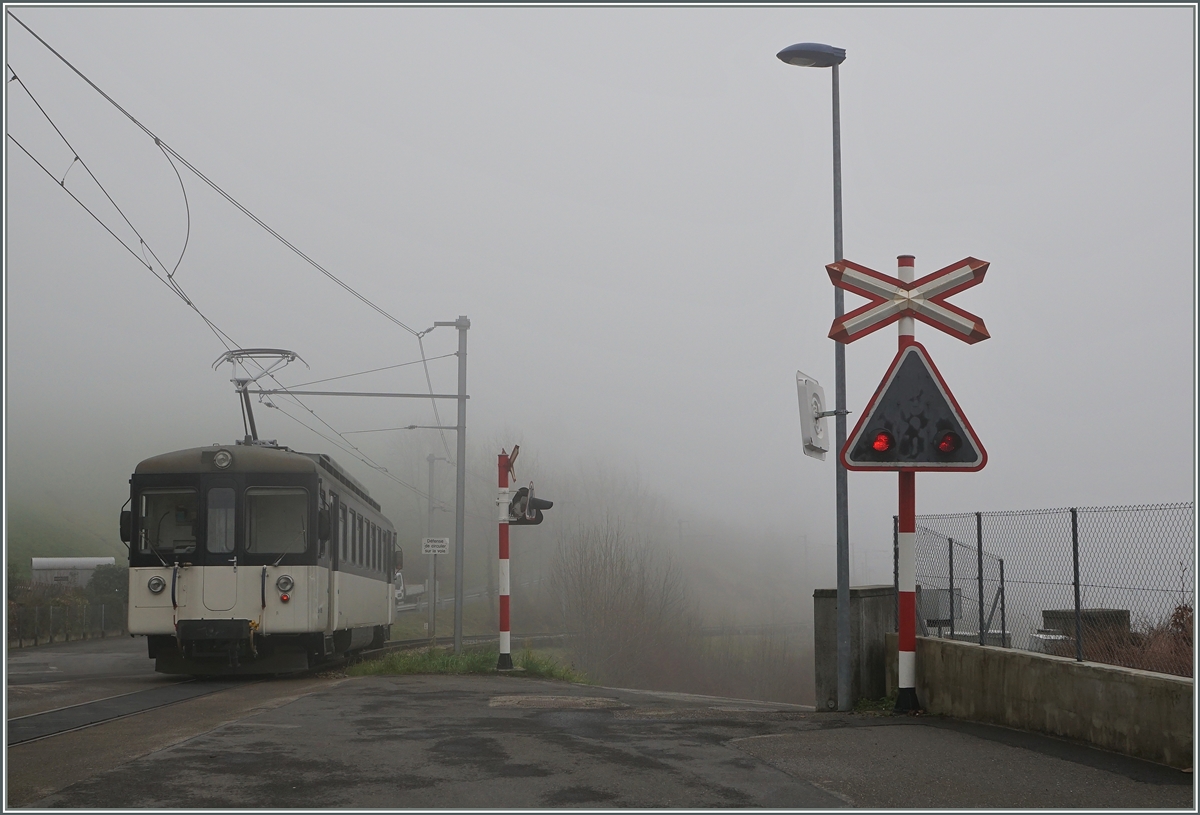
xmin=12 ymin=673 xmax=1193 ymax=809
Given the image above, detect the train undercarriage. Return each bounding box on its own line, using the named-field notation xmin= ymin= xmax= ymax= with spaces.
xmin=146 ymin=623 xmax=389 ymax=675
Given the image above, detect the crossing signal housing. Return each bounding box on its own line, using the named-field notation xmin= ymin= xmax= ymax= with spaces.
xmin=508 ymin=483 xmax=553 ymax=526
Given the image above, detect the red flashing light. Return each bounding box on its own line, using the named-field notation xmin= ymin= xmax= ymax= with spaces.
xmin=936 ymin=432 xmax=961 ymax=454
xmin=280 ymin=593 xmax=290 ymax=603
xmin=871 ymin=431 xmax=894 ymax=453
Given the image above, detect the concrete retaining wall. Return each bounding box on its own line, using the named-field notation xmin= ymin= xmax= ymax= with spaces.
xmin=886 ymin=633 xmax=1193 ymax=768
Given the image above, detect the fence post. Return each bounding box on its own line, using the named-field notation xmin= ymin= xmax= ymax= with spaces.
xmin=948 ymin=537 xmax=956 ymax=639
xmin=34 ymin=606 xmax=39 ymax=646
xmin=893 ymin=515 xmax=899 ymax=633
xmin=48 ymin=606 xmax=54 ymax=644
xmin=976 ymin=512 xmax=985 ymax=646
xmin=999 ymin=558 xmax=1007 ymax=647
xmin=1071 ymin=507 xmax=1082 ymax=661
xmin=101 ymin=604 xmax=106 ymax=638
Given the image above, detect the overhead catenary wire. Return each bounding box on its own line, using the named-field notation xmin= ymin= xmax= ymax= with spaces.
xmin=11 ymin=11 xmax=463 ymax=458
xmin=6 ymin=65 xmax=247 ymax=359
xmin=267 ymin=400 xmax=494 ymax=524
xmin=7 ymin=68 xmax=186 ymax=290
xmin=12 ymin=19 xmax=463 ymax=456
xmin=288 ymin=353 xmax=457 ymax=388
xmin=9 ymin=73 xmax=431 ymax=512
xmin=6 ymin=11 xmax=421 ymax=338
xmin=418 ymin=333 xmax=455 ymax=464
xmin=9 ymin=15 xmax=477 ymax=528
xmin=264 ymin=400 xmax=428 ymax=500
xmin=5 ymin=129 xmax=237 ymax=355
xmin=12 ymin=110 xmax=444 ymax=514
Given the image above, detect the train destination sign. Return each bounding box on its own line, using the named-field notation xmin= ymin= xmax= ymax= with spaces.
xmin=422 ymin=537 xmax=450 ymax=556
xmin=827 ymin=257 xmax=990 ymax=344
xmin=842 ymin=341 xmax=985 ymax=472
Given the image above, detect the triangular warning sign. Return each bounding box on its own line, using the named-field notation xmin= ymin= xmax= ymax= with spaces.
xmin=842 ymin=342 xmax=986 ymax=471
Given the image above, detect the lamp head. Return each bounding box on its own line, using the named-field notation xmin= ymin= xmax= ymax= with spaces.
xmin=777 ymin=42 xmax=846 ymax=68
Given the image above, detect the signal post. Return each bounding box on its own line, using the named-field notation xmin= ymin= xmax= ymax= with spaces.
xmin=827 ymin=254 xmax=990 ymax=712
xmin=496 ymin=447 xmax=552 ymax=671
xmin=497 ymin=451 xmax=513 ymax=669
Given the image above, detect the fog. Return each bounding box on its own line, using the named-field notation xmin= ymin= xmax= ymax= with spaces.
xmin=4 ymin=5 xmax=1195 ymax=671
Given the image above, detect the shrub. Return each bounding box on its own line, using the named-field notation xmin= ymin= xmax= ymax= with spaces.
xmin=86 ymin=564 xmax=129 ymax=604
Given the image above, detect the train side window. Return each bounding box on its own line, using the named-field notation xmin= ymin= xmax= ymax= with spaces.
xmin=139 ymin=489 xmax=198 ymax=555
xmin=348 ymin=509 xmax=357 ymax=564
xmin=245 ymin=487 xmax=309 ymax=556
xmin=339 ymin=505 xmax=348 ymax=562
xmin=371 ymin=523 xmax=378 ymax=571
xmin=206 ymin=488 xmax=235 ymax=554
xmin=356 ymin=514 xmax=364 ymax=565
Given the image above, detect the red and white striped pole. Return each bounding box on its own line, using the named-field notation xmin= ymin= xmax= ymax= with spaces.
xmin=895 ymin=254 xmax=920 ymax=712
xmin=497 ymin=450 xmax=513 ymax=670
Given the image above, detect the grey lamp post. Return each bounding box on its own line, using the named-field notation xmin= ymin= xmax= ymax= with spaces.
xmin=777 ymin=42 xmax=853 ymax=712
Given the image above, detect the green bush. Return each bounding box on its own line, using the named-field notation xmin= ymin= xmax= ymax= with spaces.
xmin=86 ymin=564 xmax=129 ymax=604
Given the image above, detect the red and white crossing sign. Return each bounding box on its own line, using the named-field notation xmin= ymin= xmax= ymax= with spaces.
xmin=827 ymin=257 xmax=990 ymax=344
xmin=841 ymin=342 xmax=986 ymax=472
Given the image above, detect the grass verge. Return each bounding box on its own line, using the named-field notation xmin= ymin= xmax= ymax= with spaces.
xmin=348 ymin=646 xmax=587 ymax=683
xmin=853 ymin=695 xmax=897 ymax=715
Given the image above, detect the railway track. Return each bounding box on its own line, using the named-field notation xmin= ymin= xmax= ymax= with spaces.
xmin=6 ymin=633 xmax=558 ymax=746
xmin=6 ymin=677 xmax=255 ymax=746
xmin=7 ymin=632 xmax=574 ymax=746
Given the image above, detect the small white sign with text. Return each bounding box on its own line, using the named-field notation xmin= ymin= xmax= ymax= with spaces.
xmin=422 ymin=537 xmax=450 ymax=556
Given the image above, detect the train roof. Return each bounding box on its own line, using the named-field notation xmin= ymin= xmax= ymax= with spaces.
xmin=135 ymin=443 xmax=318 ymax=475
xmin=133 ymin=442 xmax=381 ymax=511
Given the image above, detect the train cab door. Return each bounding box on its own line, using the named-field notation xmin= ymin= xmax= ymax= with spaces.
xmin=203 ymin=484 xmax=238 ymax=612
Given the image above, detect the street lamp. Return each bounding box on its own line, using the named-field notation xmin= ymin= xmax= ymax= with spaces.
xmin=778 ymin=41 xmax=853 ymax=713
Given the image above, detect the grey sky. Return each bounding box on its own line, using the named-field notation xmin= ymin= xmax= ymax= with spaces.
xmin=4 ymin=5 xmax=1195 ymax=587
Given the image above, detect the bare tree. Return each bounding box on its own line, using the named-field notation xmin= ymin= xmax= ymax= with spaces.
xmin=549 ymin=519 xmax=697 ymax=687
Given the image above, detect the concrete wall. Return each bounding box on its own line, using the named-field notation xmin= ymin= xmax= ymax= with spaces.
xmin=886 ymin=633 xmax=1193 ymax=768
xmin=814 ymin=585 xmax=896 ymax=710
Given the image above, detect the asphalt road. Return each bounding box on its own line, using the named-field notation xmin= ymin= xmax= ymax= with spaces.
xmin=6 ymin=638 xmax=1193 ymax=808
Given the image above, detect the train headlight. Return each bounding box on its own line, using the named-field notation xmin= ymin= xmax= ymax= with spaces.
xmin=213 ymin=449 xmax=233 ymax=469
xmin=147 ymin=576 xmax=167 ymax=594
xmin=275 ymin=574 xmax=294 ymax=593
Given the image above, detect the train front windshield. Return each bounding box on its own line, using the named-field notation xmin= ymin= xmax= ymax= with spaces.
xmin=129 ymin=474 xmax=318 ymax=568
xmin=139 ymin=489 xmax=198 ymax=556
xmin=245 ymin=488 xmax=309 ymax=556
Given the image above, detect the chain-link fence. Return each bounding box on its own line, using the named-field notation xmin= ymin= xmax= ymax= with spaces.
xmin=895 ymin=503 xmax=1194 ymax=677
xmin=7 ymin=603 xmax=127 ymax=647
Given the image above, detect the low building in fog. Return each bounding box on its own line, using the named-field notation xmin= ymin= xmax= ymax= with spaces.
xmin=30 ymin=557 xmax=116 ymax=588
